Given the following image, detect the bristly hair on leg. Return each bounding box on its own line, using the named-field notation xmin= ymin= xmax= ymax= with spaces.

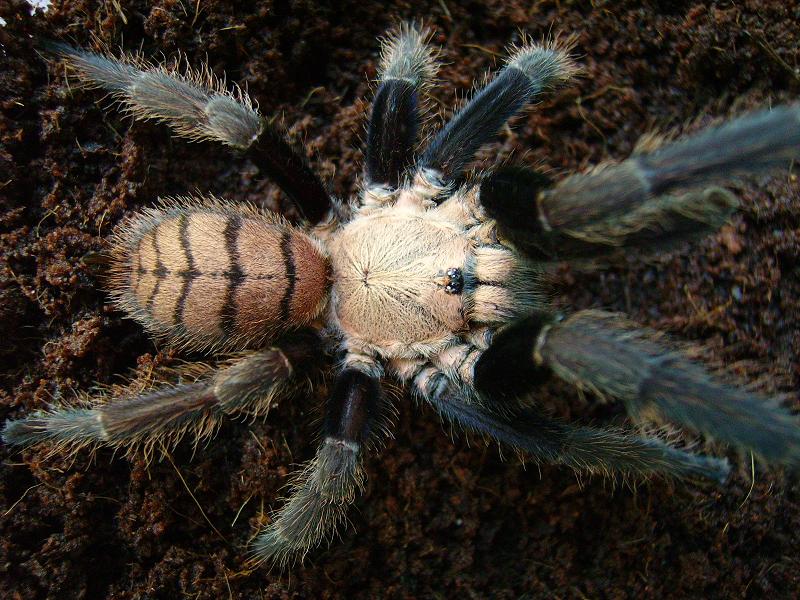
xmin=536 ymin=105 xmax=800 ymax=242
xmin=1 ymin=363 xmax=220 ymax=464
xmin=536 ymin=310 xmax=800 ymax=466
xmin=41 ymin=39 xmax=334 ymax=224
xmin=248 ymin=437 xmax=366 ymax=568
xmin=417 ymin=32 xmax=578 ymax=186
xmin=2 ymin=346 xmax=311 ymax=464
xmin=363 ymin=23 xmax=439 ymax=197
xmin=42 ymin=40 xmax=263 ymax=148
xmin=378 ymin=22 xmax=439 ymax=88
xmin=504 ymin=31 xmax=581 ymax=92
xmin=248 ymin=366 xmax=391 ymax=567
xmin=413 ymin=364 xmax=730 ymax=483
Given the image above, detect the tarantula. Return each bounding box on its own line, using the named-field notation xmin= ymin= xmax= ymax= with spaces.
xmin=4 ymin=25 xmax=800 ymax=566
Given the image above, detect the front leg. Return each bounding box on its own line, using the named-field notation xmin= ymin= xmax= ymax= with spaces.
xmin=363 ymin=24 xmax=437 ymax=204
xmin=480 ymin=106 xmax=800 ymax=260
xmin=417 ymin=37 xmax=576 ymax=191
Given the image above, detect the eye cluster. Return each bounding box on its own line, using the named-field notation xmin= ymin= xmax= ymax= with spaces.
xmin=443 ymin=267 xmax=464 ymax=294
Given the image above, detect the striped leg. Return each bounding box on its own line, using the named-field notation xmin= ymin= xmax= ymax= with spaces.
xmin=45 ymin=42 xmax=332 ymax=223
xmin=2 ymin=331 xmax=323 ymax=460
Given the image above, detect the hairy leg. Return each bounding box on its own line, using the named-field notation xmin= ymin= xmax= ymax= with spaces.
xmin=2 ymin=331 xmax=322 ymax=460
xmin=250 ymin=355 xmax=389 ymax=566
xmin=44 ymin=42 xmax=332 ymax=223
xmin=363 ymin=24 xmax=436 ymax=203
xmin=475 ymin=312 xmax=800 ymax=466
xmin=480 ymin=106 xmax=800 ymax=259
xmin=401 ymin=360 xmax=728 ymax=482
xmin=417 ymin=36 xmax=576 ymax=190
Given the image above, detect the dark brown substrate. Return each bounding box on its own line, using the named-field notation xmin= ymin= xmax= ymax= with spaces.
xmin=1 ymin=0 xmax=799 ymax=597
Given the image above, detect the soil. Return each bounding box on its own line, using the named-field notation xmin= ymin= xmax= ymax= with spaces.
xmin=1 ymin=0 xmax=799 ymax=598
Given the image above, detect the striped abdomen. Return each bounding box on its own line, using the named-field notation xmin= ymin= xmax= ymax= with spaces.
xmin=109 ymin=198 xmax=330 ymax=350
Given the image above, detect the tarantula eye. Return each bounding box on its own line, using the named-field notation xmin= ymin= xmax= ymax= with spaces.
xmin=444 ymin=267 xmax=464 ymax=294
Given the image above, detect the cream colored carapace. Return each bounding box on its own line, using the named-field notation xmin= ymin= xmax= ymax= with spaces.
xmin=327 ymin=177 xmax=540 ymax=360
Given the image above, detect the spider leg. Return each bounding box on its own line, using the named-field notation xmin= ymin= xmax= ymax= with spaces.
xmin=363 ymin=25 xmax=436 ymax=202
xmin=480 ymin=106 xmax=800 ymax=259
xmin=403 ymin=361 xmax=729 ymax=482
xmin=416 ymin=37 xmax=576 ymax=191
xmin=2 ymin=331 xmax=322 ymax=460
xmin=43 ymin=42 xmax=331 ymax=223
xmin=250 ymin=358 xmax=389 ymax=566
xmin=475 ymin=312 xmax=800 ymax=467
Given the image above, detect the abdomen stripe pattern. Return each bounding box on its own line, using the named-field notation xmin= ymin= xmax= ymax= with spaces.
xmin=111 ymin=197 xmax=330 ymax=351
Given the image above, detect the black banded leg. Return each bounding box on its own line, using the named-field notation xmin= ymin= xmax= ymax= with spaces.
xmin=480 ymin=311 xmax=800 ymax=467
xmin=251 ymin=361 xmax=387 ymax=565
xmin=45 ymin=43 xmax=332 ymax=223
xmin=417 ymin=38 xmax=576 ymax=190
xmin=480 ymin=166 xmax=739 ymax=260
xmin=363 ymin=25 xmax=436 ymax=202
xmin=481 ymin=106 xmax=800 ymax=259
xmin=412 ymin=364 xmax=729 ymax=482
xmin=2 ymin=331 xmax=322 ymax=459
xmin=245 ymin=123 xmax=331 ymax=223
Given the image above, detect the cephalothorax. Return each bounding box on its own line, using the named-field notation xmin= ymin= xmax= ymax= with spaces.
xmin=4 ymin=25 xmax=800 ymax=566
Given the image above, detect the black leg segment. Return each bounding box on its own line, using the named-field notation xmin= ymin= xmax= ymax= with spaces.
xmin=478 ymin=166 xmax=564 ymax=260
xmin=245 ymin=124 xmax=332 ymax=224
xmin=419 ymin=67 xmax=535 ymax=184
xmin=365 ymin=79 xmax=419 ymax=190
xmin=324 ymin=369 xmax=382 ymax=443
xmin=363 ymin=23 xmax=436 ymax=195
xmin=414 ymin=365 xmax=729 ymax=482
xmin=418 ymin=41 xmax=575 ymax=187
xmin=473 ymin=311 xmax=554 ymax=402
xmin=251 ymin=367 xmax=387 ymax=565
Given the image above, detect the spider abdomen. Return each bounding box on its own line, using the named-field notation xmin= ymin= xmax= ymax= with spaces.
xmin=109 ymin=198 xmax=330 ymax=350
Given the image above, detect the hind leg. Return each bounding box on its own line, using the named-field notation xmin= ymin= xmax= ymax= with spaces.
xmin=3 ymin=331 xmax=323 ymax=460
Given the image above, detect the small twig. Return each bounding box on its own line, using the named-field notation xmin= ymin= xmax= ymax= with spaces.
xmin=3 ymin=484 xmax=43 ymax=518
xmin=190 ymin=0 xmax=202 ymax=29
xmin=738 ymin=451 xmax=757 ymax=510
xmin=231 ymin=494 xmax=253 ymax=527
xmin=461 ymin=44 xmax=504 ymax=58
xmin=745 ymin=31 xmax=800 ymax=83
xmin=111 ymin=0 xmax=128 ymax=25
xmin=162 ymin=446 xmax=229 ymax=544
xmin=575 ymin=96 xmax=607 ymax=149
xmin=438 ymin=0 xmax=452 ymax=21
xmin=300 ymin=86 xmax=325 ymax=108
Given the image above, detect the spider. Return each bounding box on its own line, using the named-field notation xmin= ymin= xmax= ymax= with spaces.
xmin=3 ymin=24 xmax=800 ymax=567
